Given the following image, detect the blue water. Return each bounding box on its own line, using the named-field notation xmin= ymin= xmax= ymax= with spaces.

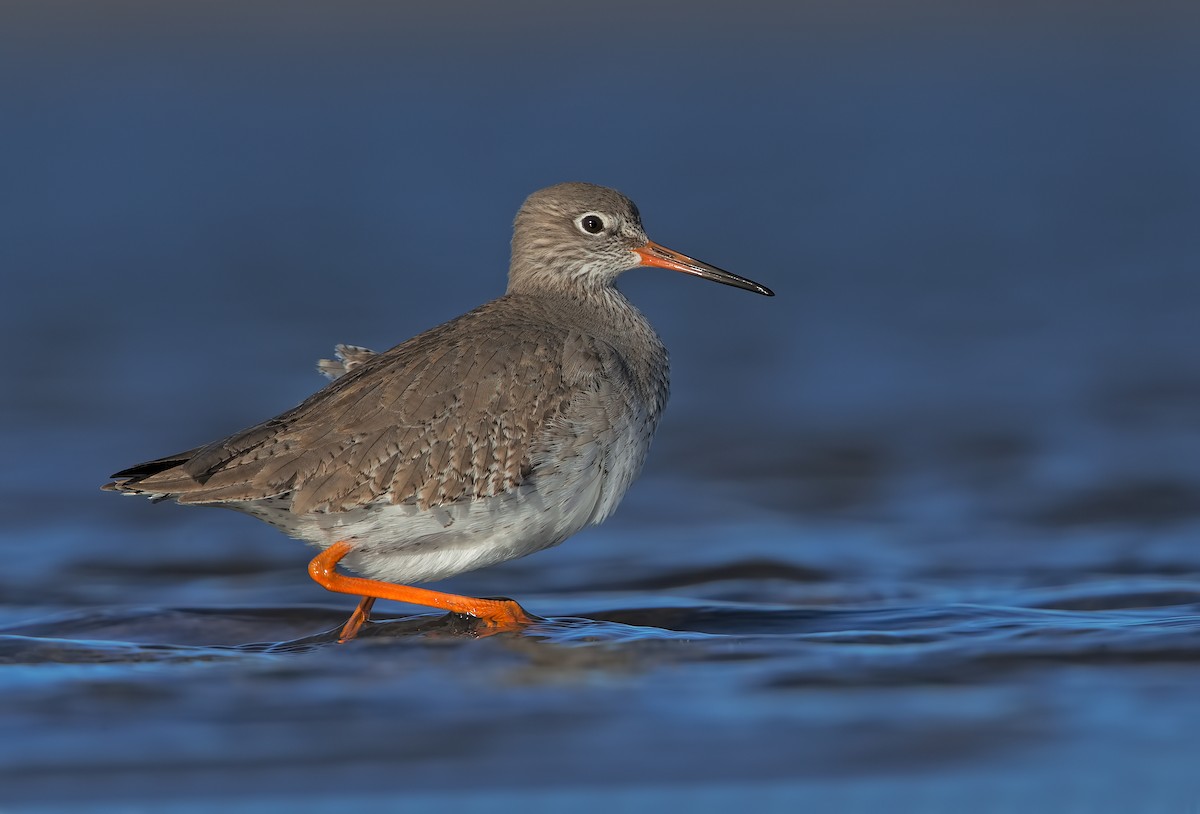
xmin=3 ymin=3 xmax=1200 ymax=811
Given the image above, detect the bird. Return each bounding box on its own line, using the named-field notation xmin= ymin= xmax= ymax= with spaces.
xmin=104 ymin=182 xmax=774 ymax=642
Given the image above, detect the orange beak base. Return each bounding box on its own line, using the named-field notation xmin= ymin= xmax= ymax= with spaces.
xmin=633 ymin=241 xmax=774 ymax=296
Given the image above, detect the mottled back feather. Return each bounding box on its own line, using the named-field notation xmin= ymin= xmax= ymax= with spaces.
xmin=105 ymin=293 xmax=647 ymax=515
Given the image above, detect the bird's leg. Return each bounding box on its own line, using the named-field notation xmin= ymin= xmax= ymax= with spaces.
xmin=337 ymin=596 xmax=376 ymax=643
xmin=308 ymin=541 xmax=536 ymax=641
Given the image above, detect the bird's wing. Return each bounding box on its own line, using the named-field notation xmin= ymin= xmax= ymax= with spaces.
xmin=106 ymin=302 xmax=595 ymax=513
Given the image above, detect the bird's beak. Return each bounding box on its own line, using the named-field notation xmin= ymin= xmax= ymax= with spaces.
xmin=633 ymin=241 xmax=774 ymax=296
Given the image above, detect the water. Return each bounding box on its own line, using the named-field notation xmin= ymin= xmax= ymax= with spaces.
xmin=3 ymin=2 xmax=1200 ymax=811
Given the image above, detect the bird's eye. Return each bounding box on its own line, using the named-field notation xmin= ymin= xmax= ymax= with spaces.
xmin=578 ymin=214 xmax=606 ymax=235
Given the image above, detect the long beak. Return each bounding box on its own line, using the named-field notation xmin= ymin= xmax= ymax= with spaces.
xmin=633 ymin=241 xmax=774 ymax=297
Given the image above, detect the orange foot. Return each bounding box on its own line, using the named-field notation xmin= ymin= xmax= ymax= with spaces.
xmin=308 ymin=541 xmax=537 ymax=643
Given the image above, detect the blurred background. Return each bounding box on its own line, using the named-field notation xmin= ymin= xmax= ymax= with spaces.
xmin=2 ymin=1 xmax=1199 ymax=811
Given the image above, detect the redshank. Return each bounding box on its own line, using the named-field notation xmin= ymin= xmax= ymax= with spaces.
xmin=104 ymin=182 xmax=774 ymax=641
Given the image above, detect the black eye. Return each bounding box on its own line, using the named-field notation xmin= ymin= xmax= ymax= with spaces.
xmin=579 ymin=214 xmax=605 ymax=234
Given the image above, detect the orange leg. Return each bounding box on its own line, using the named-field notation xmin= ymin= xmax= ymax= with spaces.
xmin=337 ymin=596 xmax=376 ymax=643
xmin=308 ymin=541 xmax=535 ymax=641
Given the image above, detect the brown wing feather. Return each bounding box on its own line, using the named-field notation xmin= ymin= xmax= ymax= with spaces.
xmin=107 ymin=297 xmax=587 ymax=512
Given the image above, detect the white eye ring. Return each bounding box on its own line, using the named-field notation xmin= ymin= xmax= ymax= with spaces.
xmin=576 ymin=213 xmax=607 ymax=235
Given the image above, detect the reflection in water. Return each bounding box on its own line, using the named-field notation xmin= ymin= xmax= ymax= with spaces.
xmin=5 ymin=577 xmax=1198 ymax=673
